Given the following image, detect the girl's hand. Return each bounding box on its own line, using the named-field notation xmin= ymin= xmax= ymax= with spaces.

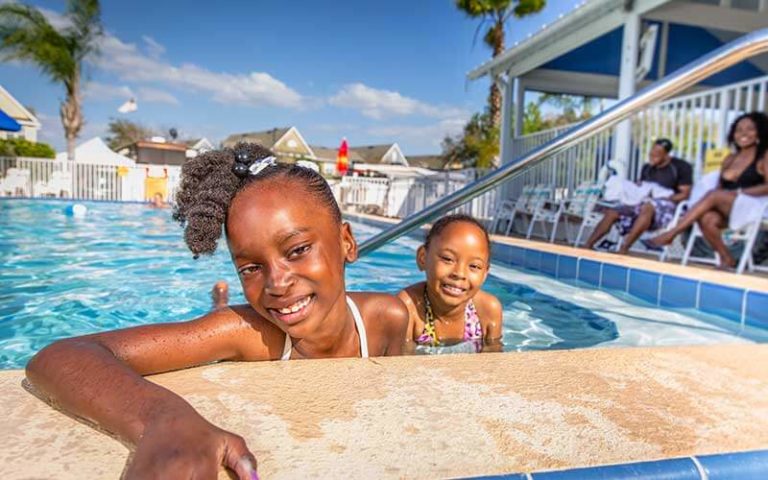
xmin=124 ymin=410 xmax=258 ymax=480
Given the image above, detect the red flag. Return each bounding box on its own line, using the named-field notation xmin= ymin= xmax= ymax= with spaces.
xmin=336 ymin=138 xmax=349 ymax=175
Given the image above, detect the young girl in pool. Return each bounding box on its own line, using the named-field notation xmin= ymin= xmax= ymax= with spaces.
xmin=398 ymin=214 xmax=503 ymax=353
xmin=25 ymin=143 xmax=408 ymax=480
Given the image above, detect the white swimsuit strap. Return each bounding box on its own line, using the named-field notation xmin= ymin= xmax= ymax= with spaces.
xmin=281 ymin=295 xmax=368 ymax=360
xmin=346 ymin=295 xmax=369 ymax=358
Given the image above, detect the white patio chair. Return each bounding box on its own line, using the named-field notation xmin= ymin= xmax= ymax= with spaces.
xmin=617 ymin=200 xmax=689 ymax=259
xmin=0 ymin=168 xmax=31 ymax=197
xmin=33 ymin=170 xmax=72 ymax=198
xmin=531 ymin=182 xmax=604 ymax=244
xmin=489 ymin=184 xmax=535 ymax=236
xmin=522 ymin=184 xmax=554 ymax=239
xmin=681 ymin=201 xmax=768 ymax=274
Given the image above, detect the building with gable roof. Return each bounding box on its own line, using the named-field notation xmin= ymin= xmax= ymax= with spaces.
xmin=0 ymin=85 xmax=41 ymax=142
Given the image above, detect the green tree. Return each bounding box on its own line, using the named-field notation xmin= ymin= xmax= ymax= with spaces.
xmin=0 ymin=138 xmax=56 ymax=158
xmin=441 ymin=111 xmax=499 ymax=169
xmin=456 ymin=0 xmax=545 ymax=129
xmin=106 ymin=118 xmax=155 ymax=150
xmin=0 ymin=0 xmax=103 ymax=161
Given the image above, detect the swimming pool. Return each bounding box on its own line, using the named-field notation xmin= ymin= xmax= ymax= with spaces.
xmin=0 ymin=199 xmax=760 ymax=369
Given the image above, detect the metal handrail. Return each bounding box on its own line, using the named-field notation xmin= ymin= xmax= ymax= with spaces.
xmin=358 ymin=28 xmax=768 ymax=256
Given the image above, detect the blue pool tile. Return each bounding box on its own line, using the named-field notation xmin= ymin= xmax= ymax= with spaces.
xmin=659 ymin=276 xmax=699 ymax=309
xmin=745 ymin=292 xmax=768 ymax=330
xmin=492 ymin=243 xmax=515 ymax=265
xmin=601 ymin=264 xmax=628 ymax=291
xmin=531 ymin=458 xmax=701 ymax=480
xmin=540 ymin=253 xmax=558 ymax=277
xmin=510 ymin=247 xmax=526 ymax=267
xmin=557 ymin=256 xmax=578 ymax=282
xmin=578 ymin=259 xmax=601 ymax=287
xmin=524 ymin=249 xmax=542 ymax=271
xmin=462 ymin=474 xmax=527 ymax=480
xmin=699 ymin=282 xmax=744 ymax=323
xmin=628 ymin=269 xmax=660 ymax=305
xmin=698 ymin=450 xmax=768 ymax=480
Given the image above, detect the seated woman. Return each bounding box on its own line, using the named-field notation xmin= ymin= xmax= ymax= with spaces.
xmin=647 ymin=112 xmax=768 ymax=269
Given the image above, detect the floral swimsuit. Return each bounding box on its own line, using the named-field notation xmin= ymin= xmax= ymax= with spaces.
xmin=416 ymin=287 xmax=483 ymax=352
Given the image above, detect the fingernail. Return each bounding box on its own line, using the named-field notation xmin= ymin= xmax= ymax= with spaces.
xmin=251 ymin=472 xmax=260 ymax=480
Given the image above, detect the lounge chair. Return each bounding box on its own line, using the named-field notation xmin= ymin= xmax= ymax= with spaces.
xmin=33 ymin=170 xmax=72 ymax=198
xmin=681 ymin=198 xmax=768 ymax=274
xmin=489 ymin=184 xmax=535 ymax=236
xmin=0 ymin=168 xmax=31 ymax=197
xmin=528 ymin=181 xmax=604 ymax=244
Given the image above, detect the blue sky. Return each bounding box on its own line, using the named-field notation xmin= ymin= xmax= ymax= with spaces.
xmin=1 ymin=0 xmax=575 ymax=154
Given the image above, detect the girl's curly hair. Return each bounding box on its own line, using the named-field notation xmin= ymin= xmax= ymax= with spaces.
xmin=727 ymin=111 xmax=768 ymax=161
xmin=172 ymin=142 xmax=341 ymax=258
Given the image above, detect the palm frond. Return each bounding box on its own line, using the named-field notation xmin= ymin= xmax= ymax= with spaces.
xmin=0 ymin=3 xmax=75 ymax=82
xmin=64 ymin=0 xmax=102 ymax=60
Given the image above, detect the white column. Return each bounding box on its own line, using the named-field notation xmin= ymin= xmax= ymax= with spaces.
xmin=613 ymin=11 xmax=641 ymax=179
xmin=658 ymin=22 xmax=669 ymax=79
xmin=514 ymin=77 xmax=525 ymax=140
xmin=498 ymin=74 xmax=515 ymax=167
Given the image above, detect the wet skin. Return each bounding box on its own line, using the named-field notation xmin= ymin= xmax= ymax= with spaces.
xmin=25 ymin=178 xmax=408 ymax=479
xmin=398 ymin=221 xmax=503 ymax=351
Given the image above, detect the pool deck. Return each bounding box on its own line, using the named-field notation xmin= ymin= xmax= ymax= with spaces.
xmin=2 ymin=344 xmax=768 ymax=479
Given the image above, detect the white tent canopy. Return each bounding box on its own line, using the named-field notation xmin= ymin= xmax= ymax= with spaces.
xmin=55 ymin=137 xmax=136 ymax=166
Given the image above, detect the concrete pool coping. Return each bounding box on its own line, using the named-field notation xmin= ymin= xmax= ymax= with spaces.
xmin=1 ymin=344 xmax=767 ymax=479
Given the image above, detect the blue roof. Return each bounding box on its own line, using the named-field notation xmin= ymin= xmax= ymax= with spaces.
xmin=540 ymin=23 xmax=764 ymax=91
xmin=0 ymin=108 xmax=21 ymax=132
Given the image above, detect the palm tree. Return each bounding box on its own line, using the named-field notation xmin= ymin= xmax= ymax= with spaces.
xmin=0 ymin=0 xmax=103 ymax=160
xmin=456 ymin=0 xmax=545 ymax=130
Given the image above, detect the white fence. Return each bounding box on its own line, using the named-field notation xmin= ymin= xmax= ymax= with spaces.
xmin=340 ymin=170 xmax=500 ymax=221
xmin=0 ymin=157 xmax=181 ymax=203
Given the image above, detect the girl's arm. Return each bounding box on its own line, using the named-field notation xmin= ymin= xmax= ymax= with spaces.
xmin=25 ymin=307 xmax=277 ymax=479
xmin=477 ymin=291 xmax=504 ymax=352
xmin=396 ymin=288 xmax=419 ymax=355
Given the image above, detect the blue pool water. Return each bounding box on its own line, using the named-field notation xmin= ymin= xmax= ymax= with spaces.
xmin=0 ymin=199 xmax=754 ymax=368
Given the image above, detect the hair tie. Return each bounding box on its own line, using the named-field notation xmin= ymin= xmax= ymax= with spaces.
xmin=232 ymin=148 xmax=277 ymax=178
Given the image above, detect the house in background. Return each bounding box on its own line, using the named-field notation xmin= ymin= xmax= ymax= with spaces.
xmin=407 ymin=154 xmax=462 ymax=171
xmin=0 ymin=85 xmax=41 ymax=142
xmin=221 ymin=127 xmax=315 ymax=164
xmin=351 ymin=143 xmax=407 ymax=167
xmin=310 ymin=145 xmax=364 ymax=176
xmin=121 ymin=138 xmax=187 ymax=166
xmin=184 ymin=137 xmax=215 ymax=158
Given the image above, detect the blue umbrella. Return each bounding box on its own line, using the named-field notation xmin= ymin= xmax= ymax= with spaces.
xmin=0 ymin=108 xmax=21 ymax=132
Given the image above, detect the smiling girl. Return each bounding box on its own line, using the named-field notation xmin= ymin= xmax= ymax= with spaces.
xmin=25 ymin=143 xmax=408 ymax=479
xmin=397 ymin=214 xmax=503 ymax=353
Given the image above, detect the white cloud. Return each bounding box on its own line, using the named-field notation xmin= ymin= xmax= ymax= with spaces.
xmin=366 ymin=117 xmax=468 ymax=150
xmin=36 ymin=6 xmax=303 ymax=109
xmin=93 ymin=34 xmax=303 ymax=109
xmin=328 ymin=83 xmax=467 ymax=120
xmin=83 ymin=81 xmax=134 ymax=100
xmin=83 ymin=82 xmax=179 ymax=106
xmin=142 ymin=35 xmax=165 ymax=58
xmin=137 ymin=87 xmax=179 ymax=105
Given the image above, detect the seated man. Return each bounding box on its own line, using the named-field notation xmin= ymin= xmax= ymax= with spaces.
xmin=585 ymin=138 xmax=692 ymax=254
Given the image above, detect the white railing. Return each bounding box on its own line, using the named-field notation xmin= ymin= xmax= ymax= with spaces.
xmin=0 ymin=157 xmax=181 ymax=203
xmin=629 ymin=74 xmax=768 ymax=180
xmin=506 ymin=74 xmax=768 ymax=197
xmin=510 ymin=122 xmax=579 ymax=158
